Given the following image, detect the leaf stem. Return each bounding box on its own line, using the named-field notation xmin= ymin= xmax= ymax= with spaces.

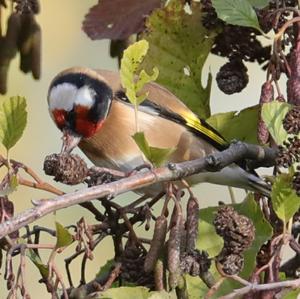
xmin=134 ymin=104 xmax=139 ymax=132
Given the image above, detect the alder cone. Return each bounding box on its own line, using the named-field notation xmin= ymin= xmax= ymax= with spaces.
xmin=43 ymin=153 xmax=88 ymax=185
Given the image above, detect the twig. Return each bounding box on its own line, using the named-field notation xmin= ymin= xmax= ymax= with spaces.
xmin=219 ymin=278 xmax=300 ymax=299
xmin=102 ymin=262 xmax=122 ymax=291
xmin=0 ymin=142 xmax=276 ymax=239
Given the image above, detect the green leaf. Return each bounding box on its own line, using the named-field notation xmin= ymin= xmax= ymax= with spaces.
xmin=248 ymin=0 xmax=269 ymax=8
xmin=27 ymin=249 xmax=49 ymax=278
xmin=282 ymin=289 xmax=300 ymax=299
xmin=55 ymin=222 xmax=73 ymax=249
xmin=120 ymin=40 xmax=158 ymax=107
xmin=132 ymin=132 xmax=151 ymax=159
xmin=96 ymin=287 xmax=150 ymax=299
xmin=132 ymin=132 xmax=175 ymax=167
xmin=185 ymin=275 xmax=210 ymax=299
xmin=197 ymin=206 xmax=223 ymax=257
xmin=148 ymin=291 xmax=176 ymax=299
xmin=0 ymin=96 xmax=27 ymax=151
xmin=141 ymin=1 xmax=215 ymax=119
xmin=148 ymin=146 xmax=175 ymax=167
xmin=211 ymin=0 xmax=261 ymax=30
xmin=261 ymin=102 xmax=291 ymax=145
xmin=0 ymin=175 xmax=18 ymax=196
xmin=136 ymin=68 xmax=159 ymax=96
xmin=207 ymin=105 xmax=259 ymax=144
xmin=271 ymin=173 xmax=300 ymax=225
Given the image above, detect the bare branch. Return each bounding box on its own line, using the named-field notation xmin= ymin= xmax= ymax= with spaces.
xmin=0 ymin=142 xmax=276 ymax=239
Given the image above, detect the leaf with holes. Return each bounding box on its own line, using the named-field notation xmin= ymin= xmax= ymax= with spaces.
xmin=55 ymin=222 xmax=73 ymax=249
xmin=82 ymin=0 xmax=161 ymax=40
xmin=0 ymin=96 xmax=27 ymax=151
xmin=271 ymin=173 xmax=300 ymax=225
xmin=141 ymin=1 xmax=215 ymax=119
xmin=212 ymin=0 xmax=261 ymax=30
xmin=120 ymin=40 xmax=158 ymax=107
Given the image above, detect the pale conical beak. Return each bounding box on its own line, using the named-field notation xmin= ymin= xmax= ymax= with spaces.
xmin=60 ymin=129 xmax=82 ymax=154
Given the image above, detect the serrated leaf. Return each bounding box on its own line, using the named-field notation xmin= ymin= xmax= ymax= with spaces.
xmin=141 ymin=1 xmax=215 ymax=119
xmin=136 ymin=69 xmax=159 ymax=93
xmin=248 ymin=0 xmax=269 ymax=8
xmin=27 ymin=249 xmax=49 ymax=278
xmin=55 ymin=222 xmax=73 ymax=249
xmin=261 ymin=102 xmax=291 ymax=145
xmin=0 ymin=96 xmax=27 ymax=151
xmin=121 ymin=40 xmax=150 ymax=106
xmin=212 ymin=0 xmax=261 ymax=30
xmin=132 ymin=132 xmax=175 ymax=167
xmin=207 ymin=105 xmax=259 ymax=144
xmin=271 ymin=173 xmax=300 ymax=225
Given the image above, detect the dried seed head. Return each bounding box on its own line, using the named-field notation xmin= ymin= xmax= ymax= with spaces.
xmin=180 ymin=249 xmax=211 ymax=277
xmin=216 ymin=59 xmax=249 ymax=94
xmin=217 ymin=252 xmax=244 ymax=275
xmin=214 ymin=206 xmax=255 ymax=254
xmin=283 ymin=106 xmax=300 ymax=135
xmin=293 ymin=167 xmax=300 ymax=196
xmin=120 ymin=241 xmax=154 ymax=288
xmin=276 ymin=136 xmax=300 ymax=168
xmin=43 ymin=153 xmax=88 ymax=185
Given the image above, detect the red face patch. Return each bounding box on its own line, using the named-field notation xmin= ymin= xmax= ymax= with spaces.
xmin=52 ymin=109 xmax=67 ymax=130
xmin=74 ymin=105 xmax=104 ymax=138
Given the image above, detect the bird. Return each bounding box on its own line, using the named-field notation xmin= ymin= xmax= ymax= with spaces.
xmin=47 ymin=67 xmax=270 ymax=196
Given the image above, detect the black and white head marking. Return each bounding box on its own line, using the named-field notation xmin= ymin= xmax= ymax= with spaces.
xmin=48 ymin=72 xmax=113 ymax=124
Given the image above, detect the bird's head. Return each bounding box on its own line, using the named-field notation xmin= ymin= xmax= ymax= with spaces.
xmin=47 ymin=67 xmax=113 ymax=153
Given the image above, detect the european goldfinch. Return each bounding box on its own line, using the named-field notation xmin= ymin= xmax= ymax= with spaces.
xmin=47 ymin=67 xmax=270 ymax=196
